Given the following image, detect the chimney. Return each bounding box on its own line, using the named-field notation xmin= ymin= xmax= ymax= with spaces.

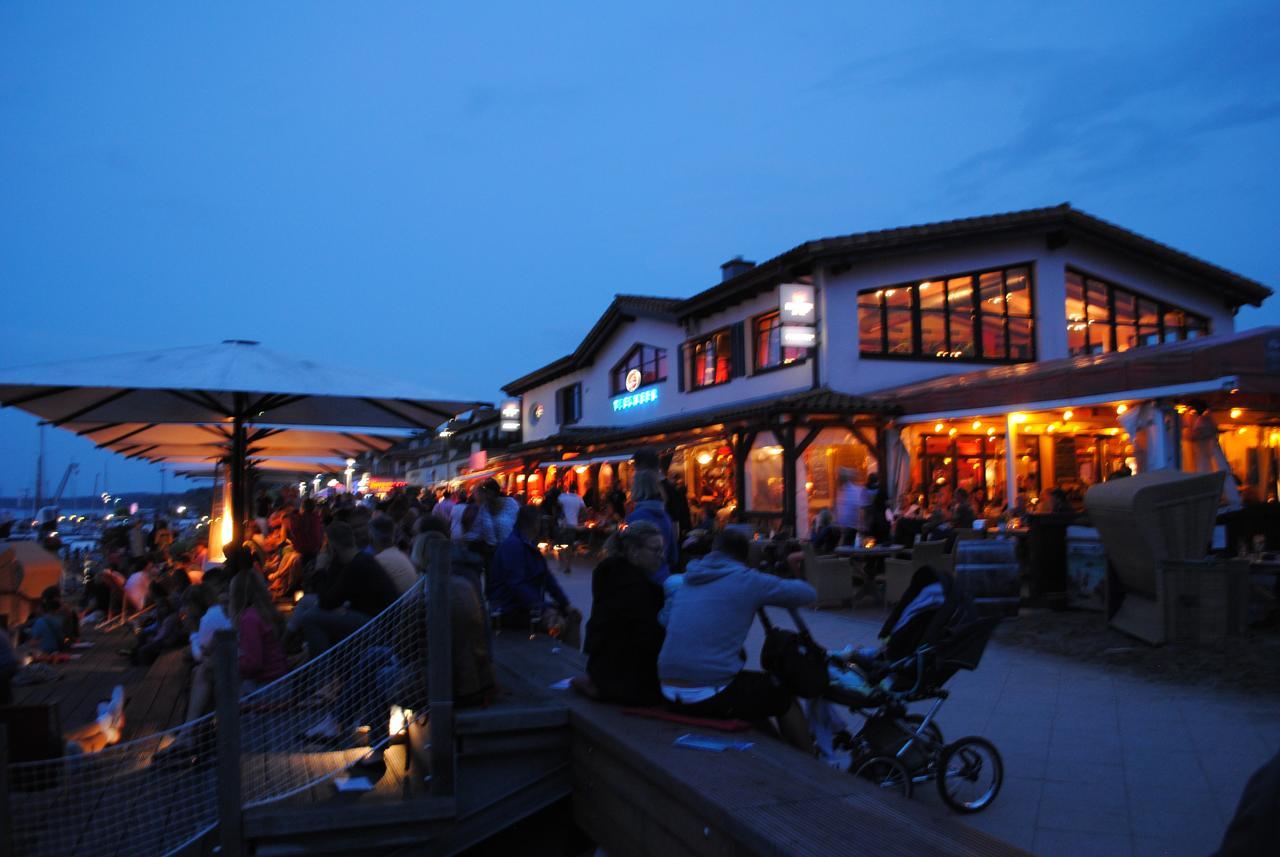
xmin=720 ymin=256 xmax=756 ymax=282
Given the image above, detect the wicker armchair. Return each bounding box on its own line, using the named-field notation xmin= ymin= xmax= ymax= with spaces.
xmin=799 ymin=542 xmax=856 ymax=608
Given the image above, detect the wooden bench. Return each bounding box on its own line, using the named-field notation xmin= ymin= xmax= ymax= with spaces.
xmin=492 ymin=634 xmax=1032 ymax=857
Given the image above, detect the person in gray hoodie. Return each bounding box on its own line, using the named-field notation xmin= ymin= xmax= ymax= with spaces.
xmin=657 ymin=528 xmax=816 ymax=748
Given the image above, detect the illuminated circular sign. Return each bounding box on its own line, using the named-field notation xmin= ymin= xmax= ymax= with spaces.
xmin=625 ymin=368 xmax=642 ymax=393
xmin=531 ymin=402 xmax=545 ymax=424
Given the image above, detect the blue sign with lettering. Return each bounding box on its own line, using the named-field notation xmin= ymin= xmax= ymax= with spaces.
xmin=612 ymin=387 xmax=658 ymax=412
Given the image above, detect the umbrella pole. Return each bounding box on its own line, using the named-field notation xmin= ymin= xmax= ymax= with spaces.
xmin=230 ymin=398 xmax=247 ymax=551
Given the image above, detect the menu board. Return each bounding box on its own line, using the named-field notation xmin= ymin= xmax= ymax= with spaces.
xmin=809 ymin=451 xmax=831 ymax=501
xmin=1054 ymin=436 xmax=1078 ymax=482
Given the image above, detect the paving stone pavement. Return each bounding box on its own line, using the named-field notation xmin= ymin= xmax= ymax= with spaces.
xmin=549 ymin=557 xmax=1275 ymax=857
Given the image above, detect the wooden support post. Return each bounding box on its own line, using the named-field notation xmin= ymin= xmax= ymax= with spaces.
xmin=778 ymin=423 xmax=798 ymax=536
xmin=0 ymin=724 xmax=11 ymax=857
xmin=732 ymin=430 xmax=757 ymax=512
xmin=213 ymin=628 xmax=243 ymax=857
xmin=426 ymin=538 xmax=455 ymax=797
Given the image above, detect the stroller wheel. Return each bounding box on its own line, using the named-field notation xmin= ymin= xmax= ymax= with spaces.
xmin=936 ymin=737 xmax=1002 ymax=813
xmin=851 ymin=754 xmax=913 ymax=799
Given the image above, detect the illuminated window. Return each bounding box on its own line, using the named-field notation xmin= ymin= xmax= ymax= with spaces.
xmin=752 ymin=311 xmax=805 ymax=372
xmin=611 ymin=344 xmax=667 ymax=395
xmin=857 ymin=265 xmax=1035 ymax=362
xmin=689 ymin=329 xmax=733 ymax=389
xmin=1066 ymin=269 xmax=1209 ymax=356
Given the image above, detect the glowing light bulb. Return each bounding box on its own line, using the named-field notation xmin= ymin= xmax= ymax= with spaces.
xmin=1116 ymin=403 xmax=1128 ymax=415
xmin=971 ymin=420 xmax=982 ymax=430
xmin=934 ymin=423 xmax=944 ymax=433
xmin=1063 ymin=410 xmax=1074 ymax=421
xmin=1230 ymin=408 xmax=1243 ymax=420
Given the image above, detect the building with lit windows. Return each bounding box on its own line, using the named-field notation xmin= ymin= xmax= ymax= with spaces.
xmin=479 ymin=204 xmax=1274 ymax=535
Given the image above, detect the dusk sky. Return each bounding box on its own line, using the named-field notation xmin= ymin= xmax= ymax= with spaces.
xmin=3 ymin=1 xmax=1278 ymax=496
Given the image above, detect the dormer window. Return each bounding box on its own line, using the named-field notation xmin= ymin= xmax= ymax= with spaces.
xmin=611 ymin=344 xmax=667 ymax=395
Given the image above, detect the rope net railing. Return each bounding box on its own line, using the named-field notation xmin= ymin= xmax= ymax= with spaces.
xmin=7 ymin=578 xmax=431 ymax=857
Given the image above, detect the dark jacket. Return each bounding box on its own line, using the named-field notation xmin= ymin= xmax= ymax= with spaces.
xmin=487 ymin=530 xmax=570 ymax=616
xmin=585 ymin=555 xmax=666 ymax=705
xmin=1215 ymin=748 xmax=1280 ymax=857
xmin=318 ymin=551 xmax=400 ymax=617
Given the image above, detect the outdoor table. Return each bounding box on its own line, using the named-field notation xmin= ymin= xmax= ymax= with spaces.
xmin=834 ymin=544 xmax=907 ymax=603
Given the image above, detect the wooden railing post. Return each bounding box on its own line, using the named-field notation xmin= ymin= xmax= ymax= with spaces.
xmin=0 ymin=724 xmax=11 ymax=857
xmin=213 ymin=628 xmax=243 ymax=856
xmin=426 ymin=539 xmax=454 ymax=796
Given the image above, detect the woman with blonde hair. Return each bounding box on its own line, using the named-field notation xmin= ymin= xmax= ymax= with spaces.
xmin=626 ymin=469 xmax=676 ymax=581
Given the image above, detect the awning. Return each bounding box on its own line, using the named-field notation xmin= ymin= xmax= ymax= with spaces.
xmin=537 ymin=453 xmax=632 ymax=469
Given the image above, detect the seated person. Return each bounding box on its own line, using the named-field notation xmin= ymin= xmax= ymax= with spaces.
xmin=1 ymin=622 xmax=18 ymax=704
xmin=488 ymin=506 xmax=581 ymax=647
xmin=28 ymin=586 xmax=78 ymax=654
xmin=810 ymin=508 xmax=840 ymax=554
xmin=657 ymin=528 xmax=816 ymax=748
xmin=297 ymin=521 xmax=400 ymax=658
xmin=579 ymin=520 xmax=667 ymax=705
xmin=123 ymin=557 xmax=157 ymax=614
xmin=950 ymin=488 xmax=976 ymax=531
xmin=231 ymin=570 xmax=288 ymax=689
xmin=371 ymin=515 xmax=418 ymax=594
xmin=130 ymin=582 xmax=184 ymax=665
xmin=416 ymin=532 xmax=497 ymax=707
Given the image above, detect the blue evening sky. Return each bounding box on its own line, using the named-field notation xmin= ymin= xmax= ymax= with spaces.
xmin=2 ymin=1 xmax=1278 ymax=495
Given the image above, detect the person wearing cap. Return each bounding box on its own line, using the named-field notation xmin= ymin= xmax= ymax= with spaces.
xmin=297 ymin=521 xmax=400 ymax=658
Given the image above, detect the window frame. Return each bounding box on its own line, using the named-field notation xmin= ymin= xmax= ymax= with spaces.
xmin=555 ymin=382 xmax=582 ymax=427
xmin=610 ymin=343 xmax=668 ymax=396
xmin=750 ymin=310 xmax=807 ymax=375
xmin=685 ymin=326 xmax=735 ymax=391
xmin=1065 ymin=267 xmax=1211 ymax=357
xmin=857 ymin=263 xmax=1038 ymax=364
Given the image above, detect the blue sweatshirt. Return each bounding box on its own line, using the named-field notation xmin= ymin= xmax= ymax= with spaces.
xmin=657 ymin=551 xmax=816 ymax=686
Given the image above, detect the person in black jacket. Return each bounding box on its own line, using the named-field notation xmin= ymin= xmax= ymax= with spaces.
xmin=298 ymin=521 xmax=400 ymax=658
xmin=581 ymin=520 xmax=667 ymax=705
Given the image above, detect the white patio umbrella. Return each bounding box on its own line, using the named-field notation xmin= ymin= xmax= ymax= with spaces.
xmin=0 ymin=340 xmax=484 ymax=544
xmin=64 ymin=422 xmax=405 ymax=463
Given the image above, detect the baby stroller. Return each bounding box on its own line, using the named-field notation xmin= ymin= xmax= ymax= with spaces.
xmin=761 ymin=562 xmax=1004 ymax=813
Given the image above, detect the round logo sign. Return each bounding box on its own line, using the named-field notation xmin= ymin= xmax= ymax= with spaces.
xmin=531 ymin=403 xmax=545 ymax=424
xmin=625 ymin=368 xmax=643 ymax=393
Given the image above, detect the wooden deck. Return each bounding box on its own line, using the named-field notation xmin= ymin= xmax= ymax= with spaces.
xmin=10 ymin=623 xmax=192 ymax=742
xmin=492 ymin=633 xmax=1033 ymax=857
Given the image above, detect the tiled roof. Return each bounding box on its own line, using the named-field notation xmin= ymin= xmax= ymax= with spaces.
xmin=676 ymin=204 xmax=1271 ymax=319
xmin=614 ymin=294 xmax=682 ymax=317
xmin=502 ymin=293 xmax=681 ymax=394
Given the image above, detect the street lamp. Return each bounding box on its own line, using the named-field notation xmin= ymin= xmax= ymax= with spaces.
xmin=345 ymin=458 xmax=356 ymax=493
